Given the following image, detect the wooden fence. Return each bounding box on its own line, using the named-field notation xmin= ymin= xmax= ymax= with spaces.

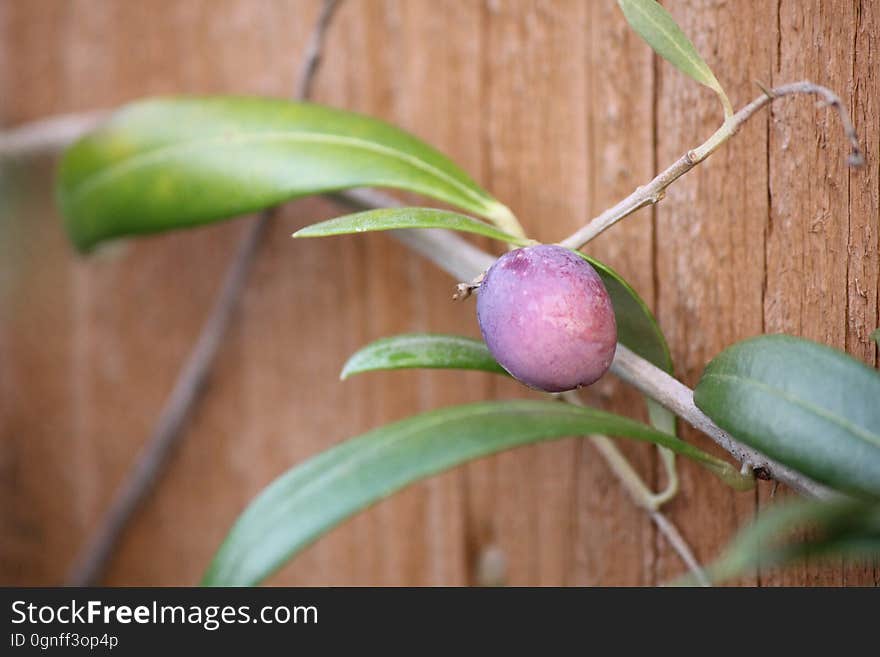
xmin=1 ymin=0 xmax=877 ymax=585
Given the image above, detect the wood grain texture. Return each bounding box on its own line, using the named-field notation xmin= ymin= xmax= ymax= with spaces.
xmin=761 ymin=0 xmax=879 ymax=586
xmin=571 ymin=0 xmax=657 ymax=586
xmin=653 ymin=0 xmax=773 ymax=587
xmin=1 ymin=0 xmax=877 ymax=586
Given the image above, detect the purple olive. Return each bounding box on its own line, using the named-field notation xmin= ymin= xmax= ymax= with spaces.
xmin=476 ymin=244 xmax=617 ymax=392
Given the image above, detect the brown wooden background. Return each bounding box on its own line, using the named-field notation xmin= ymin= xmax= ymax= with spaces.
xmin=1 ymin=0 xmax=877 ymax=586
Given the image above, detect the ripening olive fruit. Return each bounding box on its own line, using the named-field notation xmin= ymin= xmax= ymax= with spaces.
xmin=476 ymin=244 xmax=617 ymax=393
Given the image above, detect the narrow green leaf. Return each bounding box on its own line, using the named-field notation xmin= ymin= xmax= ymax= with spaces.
xmin=575 ymin=252 xmax=671 ymax=373
xmin=679 ymin=498 xmax=880 ymax=585
xmin=293 ymin=207 xmax=528 ymax=246
xmin=617 ymin=0 xmax=732 ymax=116
xmin=203 ymin=400 xmax=750 ymax=586
xmin=573 ymin=251 xmax=678 ymax=457
xmin=871 ymin=328 xmax=880 ymax=346
xmin=57 ymin=97 xmax=514 ymax=251
xmin=694 ymin=334 xmax=880 ymax=499
xmin=340 ymin=333 xmax=507 ymax=380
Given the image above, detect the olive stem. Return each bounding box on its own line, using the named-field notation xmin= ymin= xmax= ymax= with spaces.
xmin=558 ymin=81 xmax=864 ymax=251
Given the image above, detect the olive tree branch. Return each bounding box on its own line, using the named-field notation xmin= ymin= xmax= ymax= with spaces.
xmin=559 ymin=81 xmax=864 ymax=250
xmin=1 ymin=79 xmax=844 ymax=582
xmin=334 ymin=189 xmax=834 ymax=500
xmin=62 ymin=0 xmax=345 ymax=586
xmin=0 ymin=111 xmax=107 ymax=157
xmin=609 ymin=343 xmax=834 ymax=499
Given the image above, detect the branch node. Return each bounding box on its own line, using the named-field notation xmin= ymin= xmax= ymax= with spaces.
xmin=452 ymin=272 xmax=484 ymax=301
xmin=559 ymin=79 xmax=864 ymax=249
xmin=847 ymin=151 xmax=865 ymax=167
xmin=753 ymin=466 xmax=773 ymax=481
xmin=754 ymin=79 xmax=776 ymax=100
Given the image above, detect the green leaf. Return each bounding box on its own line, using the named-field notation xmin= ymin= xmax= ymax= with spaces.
xmin=203 ymin=400 xmax=750 ymax=586
xmin=575 ymin=252 xmax=671 ymax=373
xmin=340 ymin=333 xmax=507 ymax=380
xmin=617 ymin=0 xmax=732 ymax=117
xmin=871 ymin=328 xmax=880 ymax=346
xmin=680 ymin=498 xmax=880 ymax=585
xmin=293 ymin=207 xmax=528 ymax=246
xmin=572 ymin=251 xmax=678 ymax=452
xmin=57 ymin=97 xmax=515 ymax=251
xmin=694 ymin=334 xmax=880 ymax=499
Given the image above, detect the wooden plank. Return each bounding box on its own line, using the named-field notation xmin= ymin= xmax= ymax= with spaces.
xmin=0 ymin=2 xmax=83 ymax=587
xmin=761 ymin=0 xmax=877 ymax=586
xmin=478 ymin=0 xmax=589 ymax=586
xmin=67 ymin=0 xmax=329 ymax=586
xmin=388 ymin=0 xmax=493 ymax=586
xmin=0 ymin=164 xmax=82 ymax=585
xmin=846 ymin=0 xmax=880 ymax=587
xmin=276 ymin=0 xmax=488 ymax=585
xmin=476 ymin=0 xmax=657 ymax=585
xmin=566 ymin=0 xmax=657 ymax=586
xmin=653 ymin=0 xmax=774 ymax=585
xmin=0 ymin=0 xmax=325 ymax=585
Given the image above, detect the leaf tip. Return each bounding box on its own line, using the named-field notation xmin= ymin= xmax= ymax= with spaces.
xmin=339 ymin=362 xmax=355 ymax=380
xmin=617 ymin=0 xmax=731 ymax=120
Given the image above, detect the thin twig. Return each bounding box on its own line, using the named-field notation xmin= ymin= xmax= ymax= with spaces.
xmin=0 ymin=111 xmax=107 ymax=158
xmin=559 ymin=81 xmax=864 ymax=250
xmin=559 ymin=391 xmax=707 ymax=583
xmin=65 ymin=212 xmax=272 ymax=585
xmin=610 ymin=345 xmax=835 ymax=499
xmin=64 ymin=0 xmax=345 ymax=586
xmin=650 ymin=511 xmax=710 ymax=587
xmin=559 ymin=394 xmax=666 ymax=509
xmin=295 ymin=0 xmax=342 ymax=100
